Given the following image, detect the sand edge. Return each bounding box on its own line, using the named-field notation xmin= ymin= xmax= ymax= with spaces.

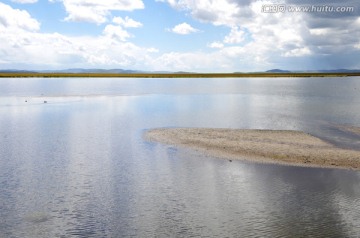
xmin=145 ymin=128 xmax=360 ymax=170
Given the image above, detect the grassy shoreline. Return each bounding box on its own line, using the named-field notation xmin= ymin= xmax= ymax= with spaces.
xmin=1 ymin=72 xmax=360 ymax=78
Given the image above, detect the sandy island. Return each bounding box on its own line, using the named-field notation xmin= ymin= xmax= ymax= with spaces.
xmin=145 ymin=128 xmax=360 ymax=170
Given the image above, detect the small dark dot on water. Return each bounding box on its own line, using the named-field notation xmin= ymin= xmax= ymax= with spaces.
xmin=229 ymin=160 xmax=232 ymax=162
xmin=44 ymin=101 xmax=47 ymax=104
xmin=25 ymin=100 xmax=27 ymax=102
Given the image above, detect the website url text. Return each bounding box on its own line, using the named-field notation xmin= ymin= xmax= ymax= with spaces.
xmin=262 ymin=5 xmax=355 ymax=13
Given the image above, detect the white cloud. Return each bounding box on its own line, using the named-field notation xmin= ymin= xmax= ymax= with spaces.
xmin=159 ymin=0 xmax=360 ymax=69
xmin=208 ymin=42 xmax=224 ymax=49
xmin=153 ymin=51 xmax=222 ymax=71
xmin=0 ymin=2 xmax=40 ymax=31
xmin=60 ymin=0 xmax=144 ymax=24
xmin=103 ymin=24 xmax=131 ymax=41
xmin=283 ymin=47 xmax=311 ymax=57
xmin=0 ymin=29 xmax=154 ymax=69
xmin=63 ymin=4 xmax=107 ymax=24
xmin=309 ymin=28 xmax=329 ymax=36
xmin=150 ymin=46 xmax=271 ymax=72
xmin=11 ymin=0 xmax=38 ymax=3
xmin=0 ymin=3 xmax=156 ymax=70
xmin=2 ymin=1 xmax=360 ymax=72
xmin=159 ymin=0 xmax=310 ymax=64
xmin=113 ymin=16 xmax=142 ymax=28
xmin=0 ymin=1 xmax=313 ymax=72
xmin=159 ymin=0 xmax=241 ymax=26
xmin=147 ymin=48 xmax=159 ymax=53
xmin=223 ymin=26 xmax=245 ymax=44
xmin=170 ymin=22 xmax=199 ymax=35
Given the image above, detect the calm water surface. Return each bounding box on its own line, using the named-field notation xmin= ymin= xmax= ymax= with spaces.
xmin=1 ymin=77 xmax=360 ymax=237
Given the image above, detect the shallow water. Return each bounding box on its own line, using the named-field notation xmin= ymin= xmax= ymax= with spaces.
xmin=0 ymin=77 xmax=360 ymax=237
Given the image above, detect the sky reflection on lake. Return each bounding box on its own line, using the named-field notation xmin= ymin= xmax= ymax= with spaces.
xmin=1 ymin=77 xmax=360 ymax=237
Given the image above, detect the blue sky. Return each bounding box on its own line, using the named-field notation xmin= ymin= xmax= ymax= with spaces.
xmin=0 ymin=0 xmax=359 ymax=72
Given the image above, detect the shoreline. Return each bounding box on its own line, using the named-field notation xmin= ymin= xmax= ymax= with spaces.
xmin=145 ymin=128 xmax=360 ymax=170
xmin=1 ymin=72 xmax=360 ymax=78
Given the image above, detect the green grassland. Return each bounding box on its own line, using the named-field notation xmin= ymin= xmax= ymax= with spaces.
xmin=1 ymin=72 xmax=360 ymax=78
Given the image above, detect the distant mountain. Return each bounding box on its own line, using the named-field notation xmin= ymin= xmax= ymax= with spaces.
xmin=2 ymin=68 xmax=360 ymax=74
xmin=234 ymin=69 xmax=293 ymax=73
xmin=265 ymin=69 xmax=292 ymax=73
xmin=0 ymin=69 xmax=38 ymax=73
xmin=311 ymin=69 xmax=360 ymax=73
xmin=0 ymin=68 xmax=144 ymax=74
xmin=174 ymin=71 xmax=194 ymax=74
xmin=264 ymin=69 xmax=360 ymax=73
xmin=41 ymin=68 xmax=143 ymax=74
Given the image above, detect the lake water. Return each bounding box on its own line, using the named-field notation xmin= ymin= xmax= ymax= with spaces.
xmin=1 ymin=77 xmax=360 ymax=237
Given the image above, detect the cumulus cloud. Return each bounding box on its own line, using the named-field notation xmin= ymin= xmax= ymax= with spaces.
xmin=208 ymin=41 xmax=224 ymax=48
xmin=113 ymin=16 xmax=143 ymax=28
xmin=0 ymin=29 xmax=154 ymax=69
xmin=159 ymin=0 xmax=242 ymax=26
xmin=158 ymin=0 xmax=360 ymax=69
xmin=0 ymin=1 xmax=253 ymax=72
xmin=169 ymin=22 xmax=199 ymax=34
xmin=153 ymin=51 xmax=224 ymax=71
xmin=11 ymin=0 xmax=38 ymax=3
xmin=0 ymin=2 xmax=40 ymax=31
xmin=2 ymin=1 xmax=360 ymax=72
xmin=103 ymin=24 xmax=131 ymax=41
xmin=223 ymin=26 xmax=245 ymax=44
xmin=151 ymin=45 xmax=272 ymax=72
xmin=283 ymin=47 xmax=311 ymax=57
xmin=60 ymin=0 xmax=144 ymax=24
xmin=0 ymin=3 xmax=155 ymax=70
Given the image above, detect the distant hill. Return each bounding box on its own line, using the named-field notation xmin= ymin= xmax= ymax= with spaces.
xmin=265 ymin=69 xmax=292 ymax=73
xmin=264 ymin=69 xmax=360 ymax=73
xmin=311 ymin=69 xmax=360 ymax=73
xmin=41 ymin=68 xmax=143 ymax=74
xmin=0 ymin=69 xmax=38 ymax=73
xmin=0 ymin=68 xmax=143 ymax=74
xmin=174 ymin=71 xmax=194 ymax=74
xmin=1 ymin=68 xmax=360 ymax=74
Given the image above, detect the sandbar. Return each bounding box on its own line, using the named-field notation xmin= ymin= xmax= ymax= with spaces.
xmin=145 ymin=128 xmax=360 ymax=170
xmin=335 ymin=125 xmax=360 ymax=136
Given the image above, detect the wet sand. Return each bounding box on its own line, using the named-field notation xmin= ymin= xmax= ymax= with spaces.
xmin=145 ymin=128 xmax=360 ymax=170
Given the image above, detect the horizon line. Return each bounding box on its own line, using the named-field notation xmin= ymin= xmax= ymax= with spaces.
xmin=1 ymin=72 xmax=360 ymax=78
